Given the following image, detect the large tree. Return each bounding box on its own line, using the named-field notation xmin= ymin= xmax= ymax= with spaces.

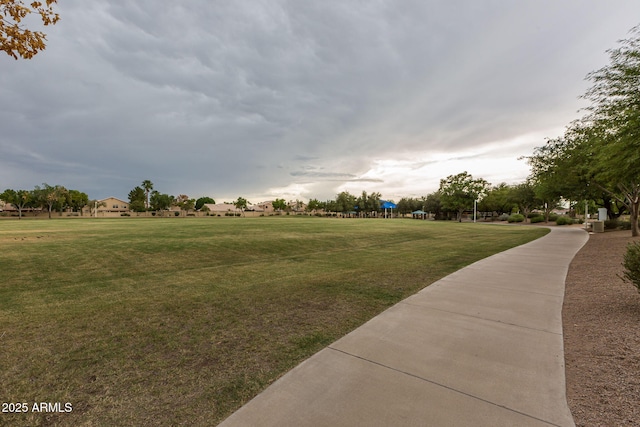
xmin=509 ymin=182 xmax=539 ymax=221
xmin=529 ymin=27 xmax=640 ymax=235
xmin=581 ymin=27 xmax=640 ymax=236
xmin=1 ymin=0 xmax=60 ymax=59
xmin=195 ymin=196 xmax=215 ymax=211
xmin=272 ymin=198 xmax=287 ymax=213
xmin=478 ymin=183 xmax=517 ymax=219
xmin=68 ymin=189 xmax=89 ymax=215
xmin=439 ymin=172 xmax=490 ymax=222
xmin=335 ymin=191 xmax=356 ymax=215
xmin=356 ymin=191 xmax=379 ymax=217
xmin=0 ymin=188 xmax=30 ymax=218
xmin=34 ymin=183 xmax=67 ymax=219
xmin=150 ymin=191 xmax=173 ymax=213
xmin=424 ymin=191 xmax=444 ymax=219
xmin=128 ymin=186 xmax=146 ymax=212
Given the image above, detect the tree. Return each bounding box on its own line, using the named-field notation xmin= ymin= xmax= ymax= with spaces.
xmin=528 ymin=26 xmax=640 ymax=235
xmin=580 ymin=28 xmax=640 ymax=236
xmin=33 ymin=183 xmax=68 ymax=218
xmin=478 ymin=183 xmax=516 ymax=219
xmin=291 ymin=199 xmax=304 ymax=213
xmin=439 ymin=172 xmax=490 ymax=222
xmin=1 ymin=0 xmax=60 ymax=59
xmin=507 ymin=182 xmax=538 ymax=221
xmin=424 ymin=191 xmax=443 ymax=219
xmin=272 ymin=198 xmax=287 ymax=213
xmin=150 ymin=191 xmax=173 ymax=213
xmin=88 ymin=199 xmax=106 ymax=217
xmin=234 ymin=197 xmax=248 ymax=216
xmin=141 ymin=180 xmax=154 ymax=210
xmin=396 ymin=197 xmax=425 ymax=216
xmin=0 ymin=188 xmax=30 ymax=218
xmin=128 ymin=186 xmax=146 ymax=212
xmin=396 ymin=198 xmax=413 ymax=216
xmin=174 ymin=195 xmax=195 ymax=215
xmin=195 ymin=196 xmax=215 ymax=211
xmin=324 ymin=199 xmax=339 ymax=215
xmin=68 ymin=189 xmax=89 ymax=215
xmin=335 ymin=191 xmax=356 ymax=215
xmin=306 ymin=198 xmax=322 ymax=215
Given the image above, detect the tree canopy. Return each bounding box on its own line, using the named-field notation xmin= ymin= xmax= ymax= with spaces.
xmin=195 ymin=197 xmax=215 ymax=211
xmin=1 ymin=0 xmax=60 ymax=59
xmin=528 ymin=26 xmax=640 ymax=235
xmin=439 ymin=172 xmax=490 ymax=221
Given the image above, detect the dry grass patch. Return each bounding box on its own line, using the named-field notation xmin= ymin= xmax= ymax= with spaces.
xmin=0 ymin=217 xmax=547 ymax=426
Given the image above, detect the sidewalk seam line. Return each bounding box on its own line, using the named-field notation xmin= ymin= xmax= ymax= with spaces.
xmin=327 ymin=346 xmax=563 ymax=427
xmin=398 ymin=301 xmax=564 ymax=336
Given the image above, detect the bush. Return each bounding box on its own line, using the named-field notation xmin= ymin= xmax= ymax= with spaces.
xmin=620 ymin=221 xmax=632 ymax=230
xmin=604 ymin=219 xmax=620 ymax=229
xmin=548 ymin=213 xmax=559 ymax=222
xmin=530 ymin=215 xmax=545 ymax=223
xmin=507 ymin=214 xmax=525 ymax=223
xmin=555 ymin=216 xmax=574 ymax=225
xmin=498 ymin=213 xmax=510 ymax=221
xmin=622 ymin=241 xmax=640 ymax=293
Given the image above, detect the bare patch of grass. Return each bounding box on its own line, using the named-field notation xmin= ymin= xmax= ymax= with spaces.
xmin=0 ymin=217 xmax=547 ymax=426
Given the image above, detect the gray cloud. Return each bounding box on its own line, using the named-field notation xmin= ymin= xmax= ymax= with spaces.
xmin=1 ymin=1 xmax=639 ymax=201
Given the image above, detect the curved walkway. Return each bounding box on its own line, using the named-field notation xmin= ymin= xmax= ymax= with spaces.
xmin=219 ymin=227 xmax=589 ymax=427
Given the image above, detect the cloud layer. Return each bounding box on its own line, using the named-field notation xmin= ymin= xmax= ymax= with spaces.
xmin=2 ymin=1 xmax=639 ymax=202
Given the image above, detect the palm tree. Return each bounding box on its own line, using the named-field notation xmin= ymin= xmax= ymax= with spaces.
xmin=142 ymin=180 xmax=153 ymax=210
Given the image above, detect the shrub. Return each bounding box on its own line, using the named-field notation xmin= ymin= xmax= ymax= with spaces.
xmin=530 ymin=215 xmax=545 ymax=223
xmin=507 ymin=214 xmax=525 ymax=223
xmin=604 ymin=219 xmax=620 ymax=230
xmin=498 ymin=213 xmax=510 ymax=221
xmin=621 ymin=241 xmax=640 ymax=293
xmin=555 ymin=216 xmax=574 ymax=225
xmin=620 ymin=221 xmax=632 ymax=230
xmin=548 ymin=213 xmax=559 ymax=222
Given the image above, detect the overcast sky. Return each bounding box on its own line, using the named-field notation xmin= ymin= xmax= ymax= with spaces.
xmin=1 ymin=1 xmax=639 ymax=203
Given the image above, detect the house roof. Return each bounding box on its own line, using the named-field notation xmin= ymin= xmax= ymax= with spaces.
xmin=202 ymin=203 xmax=237 ymax=212
xmin=98 ymin=197 xmax=128 ymax=204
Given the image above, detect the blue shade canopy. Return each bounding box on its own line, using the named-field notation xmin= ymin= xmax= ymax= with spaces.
xmin=412 ymin=210 xmax=426 ymax=214
xmin=380 ymin=201 xmax=397 ymax=209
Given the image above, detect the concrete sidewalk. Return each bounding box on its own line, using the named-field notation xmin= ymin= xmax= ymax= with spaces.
xmin=219 ymin=227 xmax=589 ymax=427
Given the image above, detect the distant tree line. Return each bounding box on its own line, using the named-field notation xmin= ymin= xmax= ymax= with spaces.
xmin=127 ymin=180 xmax=213 ymax=215
xmin=0 ymin=184 xmax=88 ymax=219
xmin=0 ymin=174 xmax=566 ymax=222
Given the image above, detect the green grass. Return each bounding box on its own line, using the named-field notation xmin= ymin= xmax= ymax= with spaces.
xmin=0 ymin=217 xmax=548 ymax=426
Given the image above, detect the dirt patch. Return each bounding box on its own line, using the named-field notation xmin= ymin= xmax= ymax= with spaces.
xmin=563 ymin=230 xmax=640 ymax=426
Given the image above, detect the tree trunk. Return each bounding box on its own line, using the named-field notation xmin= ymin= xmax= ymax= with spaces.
xmin=631 ymin=199 xmax=639 ymax=237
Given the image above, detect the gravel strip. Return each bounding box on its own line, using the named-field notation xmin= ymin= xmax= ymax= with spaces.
xmin=563 ymin=229 xmax=640 ymax=427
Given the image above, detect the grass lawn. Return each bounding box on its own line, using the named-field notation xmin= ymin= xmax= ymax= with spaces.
xmin=0 ymin=216 xmax=548 ymax=426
